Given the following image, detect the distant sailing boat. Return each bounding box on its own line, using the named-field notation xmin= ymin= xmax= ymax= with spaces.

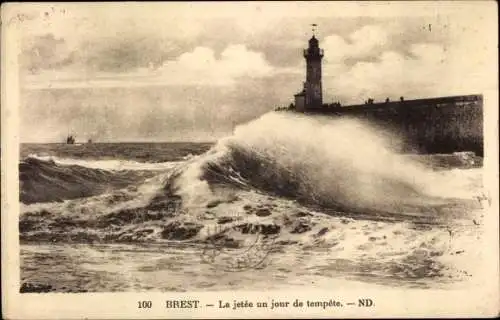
xmin=66 ymin=135 xmax=75 ymax=144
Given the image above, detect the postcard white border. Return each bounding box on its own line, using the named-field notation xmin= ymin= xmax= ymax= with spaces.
xmin=2 ymin=2 xmax=499 ymax=319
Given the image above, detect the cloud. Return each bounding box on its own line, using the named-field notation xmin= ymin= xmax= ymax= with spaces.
xmin=23 ymin=44 xmax=277 ymax=89
xmin=20 ymin=34 xmax=75 ymax=72
xmin=21 ymin=32 xmax=183 ymax=76
xmin=159 ymin=44 xmax=274 ymax=86
xmin=350 ymin=25 xmax=388 ymax=55
xmin=324 ymin=38 xmax=492 ymax=104
xmin=322 ymin=25 xmax=389 ymax=64
xmin=320 ymin=16 xmax=497 ymax=104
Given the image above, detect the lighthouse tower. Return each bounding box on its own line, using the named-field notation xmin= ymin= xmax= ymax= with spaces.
xmin=304 ymin=34 xmax=324 ymax=109
xmin=294 ymin=26 xmax=324 ymax=112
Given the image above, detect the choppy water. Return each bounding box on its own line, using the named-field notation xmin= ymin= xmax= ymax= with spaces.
xmin=20 ymin=113 xmax=486 ymax=292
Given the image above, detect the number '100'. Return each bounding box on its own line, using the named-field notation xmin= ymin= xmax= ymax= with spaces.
xmin=138 ymin=301 xmax=152 ymax=308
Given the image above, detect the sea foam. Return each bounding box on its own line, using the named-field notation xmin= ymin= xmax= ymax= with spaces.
xmin=173 ymin=112 xmax=478 ymax=215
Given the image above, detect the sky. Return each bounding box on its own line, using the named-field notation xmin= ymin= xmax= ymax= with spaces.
xmin=7 ymin=2 xmax=497 ymax=142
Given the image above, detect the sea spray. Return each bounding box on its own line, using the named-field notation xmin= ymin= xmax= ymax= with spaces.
xmin=174 ymin=112 xmax=459 ymax=214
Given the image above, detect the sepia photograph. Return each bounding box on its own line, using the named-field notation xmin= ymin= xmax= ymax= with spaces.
xmin=2 ymin=1 xmax=498 ymax=318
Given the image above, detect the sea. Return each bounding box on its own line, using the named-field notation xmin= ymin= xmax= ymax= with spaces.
xmin=19 ymin=112 xmax=487 ymax=292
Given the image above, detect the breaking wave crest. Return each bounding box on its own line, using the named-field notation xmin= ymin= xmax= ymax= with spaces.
xmin=172 ymin=112 xmax=479 ymax=215
xmin=27 ymin=154 xmax=181 ymax=171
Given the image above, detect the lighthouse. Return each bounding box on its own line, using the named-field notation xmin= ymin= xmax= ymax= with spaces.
xmin=294 ymin=25 xmax=324 ymax=112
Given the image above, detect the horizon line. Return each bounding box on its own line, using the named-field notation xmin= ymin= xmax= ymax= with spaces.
xmin=19 ymin=141 xmax=217 ymax=144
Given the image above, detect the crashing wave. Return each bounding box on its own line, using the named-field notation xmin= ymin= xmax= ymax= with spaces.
xmin=19 ymin=112 xmax=484 ymax=247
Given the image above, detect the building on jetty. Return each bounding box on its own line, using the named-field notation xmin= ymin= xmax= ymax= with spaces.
xmin=279 ymin=30 xmax=484 ymax=156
